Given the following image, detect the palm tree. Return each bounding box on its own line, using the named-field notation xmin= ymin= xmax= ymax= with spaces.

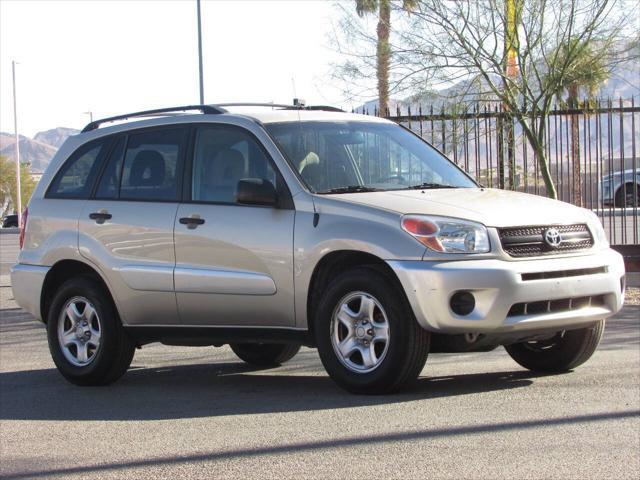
xmin=553 ymin=39 xmax=609 ymax=206
xmin=355 ymin=0 xmax=417 ymax=116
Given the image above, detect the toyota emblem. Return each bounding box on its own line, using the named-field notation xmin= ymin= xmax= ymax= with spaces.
xmin=544 ymin=228 xmax=562 ymax=248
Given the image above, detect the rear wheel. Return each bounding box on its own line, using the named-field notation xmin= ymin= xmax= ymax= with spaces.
xmin=47 ymin=277 xmax=135 ymax=386
xmin=230 ymin=343 xmax=301 ymax=366
xmin=504 ymin=320 xmax=605 ymax=372
xmin=314 ymin=267 xmax=430 ymax=394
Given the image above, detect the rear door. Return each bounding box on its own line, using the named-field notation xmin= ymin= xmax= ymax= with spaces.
xmin=79 ymin=126 xmax=188 ymax=326
xmin=173 ymin=124 xmax=296 ymax=327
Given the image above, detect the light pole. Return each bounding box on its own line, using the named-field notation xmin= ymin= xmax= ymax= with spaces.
xmin=12 ymin=60 xmax=21 ymax=225
xmin=84 ymin=111 xmax=94 ymax=122
xmin=196 ymin=0 xmax=204 ymax=104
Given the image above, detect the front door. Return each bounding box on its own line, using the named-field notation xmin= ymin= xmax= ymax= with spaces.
xmin=79 ymin=126 xmax=188 ymax=325
xmin=174 ymin=124 xmax=296 ymax=327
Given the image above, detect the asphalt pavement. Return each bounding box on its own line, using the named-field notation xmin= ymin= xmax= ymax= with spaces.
xmin=1 ymin=233 xmax=639 ymax=479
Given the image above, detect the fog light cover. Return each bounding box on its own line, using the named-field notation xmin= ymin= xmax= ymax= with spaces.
xmin=450 ymin=291 xmax=475 ymax=316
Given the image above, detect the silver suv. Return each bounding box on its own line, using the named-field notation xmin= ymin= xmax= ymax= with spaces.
xmin=11 ymin=104 xmax=626 ymax=394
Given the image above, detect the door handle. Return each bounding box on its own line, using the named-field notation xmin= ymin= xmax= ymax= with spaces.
xmin=179 ymin=216 xmax=205 ymax=229
xmin=89 ymin=212 xmax=112 ymax=224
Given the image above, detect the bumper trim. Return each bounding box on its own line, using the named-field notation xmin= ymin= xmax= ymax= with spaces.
xmin=388 ymin=248 xmax=625 ymax=334
xmin=10 ymin=264 xmax=49 ymax=322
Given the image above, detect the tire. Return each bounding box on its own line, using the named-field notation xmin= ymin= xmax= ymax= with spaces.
xmin=504 ymin=320 xmax=605 ymax=373
xmin=314 ymin=266 xmax=430 ymax=394
xmin=46 ymin=276 xmax=135 ymax=386
xmin=230 ymin=343 xmax=301 ymax=366
xmin=614 ymin=183 xmax=639 ymax=208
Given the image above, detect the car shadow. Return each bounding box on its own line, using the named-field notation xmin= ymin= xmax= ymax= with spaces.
xmin=0 ymin=361 xmax=546 ymax=421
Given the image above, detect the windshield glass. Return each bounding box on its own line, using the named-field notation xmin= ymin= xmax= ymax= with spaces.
xmin=265 ymin=121 xmax=476 ymax=193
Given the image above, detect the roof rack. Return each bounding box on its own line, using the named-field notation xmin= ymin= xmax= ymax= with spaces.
xmin=211 ymin=103 xmax=345 ymax=113
xmin=81 ymin=102 xmax=345 ymax=133
xmin=304 ymin=105 xmax=345 ymax=112
xmin=213 ymin=102 xmax=294 ymax=109
xmin=81 ymin=105 xmax=226 ymax=132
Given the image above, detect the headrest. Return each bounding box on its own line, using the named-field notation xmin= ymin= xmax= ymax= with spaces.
xmin=130 ymin=150 xmax=165 ymax=187
xmin=206 ymin=149 xmax=244 ymax=185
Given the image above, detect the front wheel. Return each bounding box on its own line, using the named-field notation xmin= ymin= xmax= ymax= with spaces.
xmin=504 ymin=320 xmax=605 ymax=372
xmin=47 ymin=277 xmax=135 ymax=386
xmin=314 ymin=267 xmax=430 ymax=394
xmin=230 ymin=343 xmax=301 ymax=366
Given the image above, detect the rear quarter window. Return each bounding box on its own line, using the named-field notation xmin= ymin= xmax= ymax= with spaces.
xmin=47 ymin=139 xmax=110 ymax=198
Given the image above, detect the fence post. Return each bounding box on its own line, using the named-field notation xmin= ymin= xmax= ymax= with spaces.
xmin=570 ymin=101 xmax=583 ymax=206
xmin=497 ymin=104 xmax=505 ymax=189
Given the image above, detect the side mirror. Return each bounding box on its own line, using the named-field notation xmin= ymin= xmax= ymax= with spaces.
xmin=236 ymin=178 xmax=278 ymax=207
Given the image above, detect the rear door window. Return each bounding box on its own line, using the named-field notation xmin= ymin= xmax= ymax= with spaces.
xmin=120 ymin=128 xmax=186 ymax=201
xmin=115 ymin=127 xmax=187 ymax=201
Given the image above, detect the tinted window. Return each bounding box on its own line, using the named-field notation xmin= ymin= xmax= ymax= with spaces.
xmin=48 ymin=140 xmax=108 ymax=198
xmin=119 ymin=128 xmax=186 ymax=201
xmin=192 ymin=126 xmax=279 ymax=204
xmin=95 ymin=137 xmax=125 ymax=199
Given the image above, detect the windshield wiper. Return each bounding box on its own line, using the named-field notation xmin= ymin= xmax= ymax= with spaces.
xmin=404 ymin=182 xmax=458 ymax=190
xmin=318 ymin=185 xmax=381 ymax=194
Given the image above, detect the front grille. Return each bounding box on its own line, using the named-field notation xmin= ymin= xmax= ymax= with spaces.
xmin=507 ymin=295 xmax=606 ymax=317
xmin=499 ymin=224 xmax=593 ymax=257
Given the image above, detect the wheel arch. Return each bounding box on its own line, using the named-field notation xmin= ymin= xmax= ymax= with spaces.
xmin=614 ymin=181 xmax=640 ymax=204
xmin=40 ymin=259 xmax=118 ymax=324
xmin=305 ymin=250 xmax=410 ymax=344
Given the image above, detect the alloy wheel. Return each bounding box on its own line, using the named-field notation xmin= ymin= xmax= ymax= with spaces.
xmin=330 ymin=291 xmax=390 ymax=373
xmin=57 ymin=296 xmax=102 ymax=367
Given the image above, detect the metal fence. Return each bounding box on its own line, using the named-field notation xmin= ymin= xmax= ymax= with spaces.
xmin=358 ymin=98 xmax=640 ymax=245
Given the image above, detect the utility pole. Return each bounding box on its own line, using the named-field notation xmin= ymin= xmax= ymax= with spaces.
xmin=196 ymin=0 xmax=204 ymax=104
xmin=12 ymin=60 xmax=22 ymax=225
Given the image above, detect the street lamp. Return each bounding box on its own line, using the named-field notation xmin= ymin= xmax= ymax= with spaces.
xmin=12 ymin=60 xmax=21 ymax=225
xmin=196 ymin=0 xmax=204 ymax=104
xmin=83 ymin=111 xmax=94 ymax=123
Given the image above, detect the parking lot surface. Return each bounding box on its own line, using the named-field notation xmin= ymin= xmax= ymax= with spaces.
xmin=1 ymin=233 xmax=639 ymax=479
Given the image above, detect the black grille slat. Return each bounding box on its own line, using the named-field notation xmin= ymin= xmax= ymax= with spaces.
xmin=507 ymin=295 xmax=606 ymax=317
xmin=521 ymin=266 xmax=607 ymax=281
xmin=499 ymin=224 xmax=593 ymax=257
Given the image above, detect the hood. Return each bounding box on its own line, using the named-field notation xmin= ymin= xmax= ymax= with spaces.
xmin=324 ymin=188 xmax=592 ymax=227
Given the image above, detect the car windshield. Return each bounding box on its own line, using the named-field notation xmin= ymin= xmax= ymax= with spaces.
xmin=265 ymin=121 xmax=476 ymax=193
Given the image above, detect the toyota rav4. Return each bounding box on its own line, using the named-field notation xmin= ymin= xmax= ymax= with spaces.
xmin=11 ymin=104 xmax=626 ymax=393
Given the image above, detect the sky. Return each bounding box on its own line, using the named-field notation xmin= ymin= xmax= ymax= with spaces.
xmin=0 ymin=0 xmax=356 ymax=137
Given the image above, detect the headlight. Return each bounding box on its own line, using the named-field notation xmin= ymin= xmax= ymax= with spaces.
xmin=401 ymin=215 xmax=490 ymax=253
xmin=586 ymin=211 xmax=608 ymax=246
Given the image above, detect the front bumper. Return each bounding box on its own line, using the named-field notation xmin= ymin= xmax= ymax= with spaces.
xmin=389 ymin=248 xmax=625 ymax=334
xmin=10 ymin=264 xmax=49 ymax=322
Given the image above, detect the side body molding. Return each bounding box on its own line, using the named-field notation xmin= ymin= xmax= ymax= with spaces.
xmin=118 ymin=265 xmax=175 ymax=292
xmin=174 ymin=267 xmax=277 ymax=295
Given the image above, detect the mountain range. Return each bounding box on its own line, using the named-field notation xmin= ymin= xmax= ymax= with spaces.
xmin=0 ymin=127 xmax=79 ymax=173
